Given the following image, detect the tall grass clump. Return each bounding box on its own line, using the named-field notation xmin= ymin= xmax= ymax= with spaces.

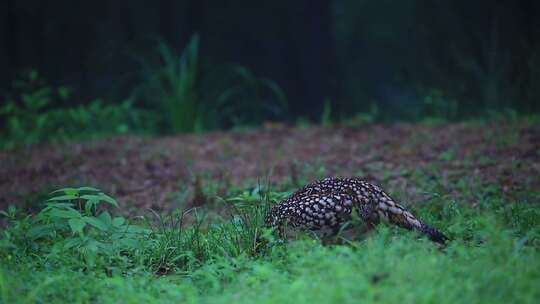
xmin=137 ymin=33 xmax=289 ymax=133
xmin=139 ymin=34 xmax=202 ymax=133
xmin=0 ymin=185 xmax=275 ymax=275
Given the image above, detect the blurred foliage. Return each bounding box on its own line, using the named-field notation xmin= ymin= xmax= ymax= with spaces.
xmin=334 ymin=0 xmax=540 ymax=120
xmin=208 ymin=65 xmax=288 ymax=128
xmin=1 ymin=1 xmax=539 ymax=145
xmin=138 ymin=34 xmax=202 ymax=133
xmin=136 ymin=34 xmax=288 ymax=133
xmin=0 ymin=70 xmax=157 ymax=149
xmin=1 ymin=50 xmax=289 ymax=148
xmin=320 ymin=98 xmax=333 ymax=127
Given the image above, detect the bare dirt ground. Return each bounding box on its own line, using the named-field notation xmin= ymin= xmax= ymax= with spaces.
xmin=1 ymin=121 xmax=539 ymax=213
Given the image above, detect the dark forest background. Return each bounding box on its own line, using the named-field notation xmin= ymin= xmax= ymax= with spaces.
xmin=1 ymin=0 xmax=539 ymax=144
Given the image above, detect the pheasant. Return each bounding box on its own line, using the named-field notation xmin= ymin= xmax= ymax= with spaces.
xmin=265 ymin=177 xmax=448 ymax=244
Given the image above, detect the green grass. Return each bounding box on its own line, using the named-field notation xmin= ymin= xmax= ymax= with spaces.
xmin=1 ymin=174 xmax=539 ymax=303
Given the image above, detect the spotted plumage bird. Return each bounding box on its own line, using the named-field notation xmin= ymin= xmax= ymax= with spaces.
xmin=265 ymin=177 xmax=448 ymax=244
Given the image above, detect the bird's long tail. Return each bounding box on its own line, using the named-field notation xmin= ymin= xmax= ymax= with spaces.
xmin=416 ymin=221 xmax=448 ymax=244
xmin=375 ymin=193 xmax=448 ymax=244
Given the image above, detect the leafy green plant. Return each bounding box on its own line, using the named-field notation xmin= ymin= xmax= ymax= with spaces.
xmin=0 ymin=70 xmax=56 ymax=147
xmin=35 ymin=187 xmax=119 ymax=235
xmin=47 ymin=99 xmax=156 ymax=140
xmin=138 ymin=34 xmax=202 ymax=133
xmin=0 ymin=187 xmax=150 ymax=270
xmin=137 ymin=34 xmax=288 ymax=132
xmin=321 ymin=98 xmax=333 ymax=127
xmin=211 ymin=65 xmax=288 ymax=128
xmin=0 ymin=70 xmax=157 ymax=149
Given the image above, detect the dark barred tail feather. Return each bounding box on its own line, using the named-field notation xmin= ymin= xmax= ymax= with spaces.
xmin=380 ymin=206 xmax=449 ymax=245
xmin=418 ymin=222 xmax=449 ymax=244
xmin=372 ymin=187 xmax=448 ymax=245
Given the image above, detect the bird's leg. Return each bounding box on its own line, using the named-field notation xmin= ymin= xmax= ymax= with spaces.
xmin=355 ymin=203 xmax=380 ymax=232
xmin=318 ymin=225 xmax=343 ymax=245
